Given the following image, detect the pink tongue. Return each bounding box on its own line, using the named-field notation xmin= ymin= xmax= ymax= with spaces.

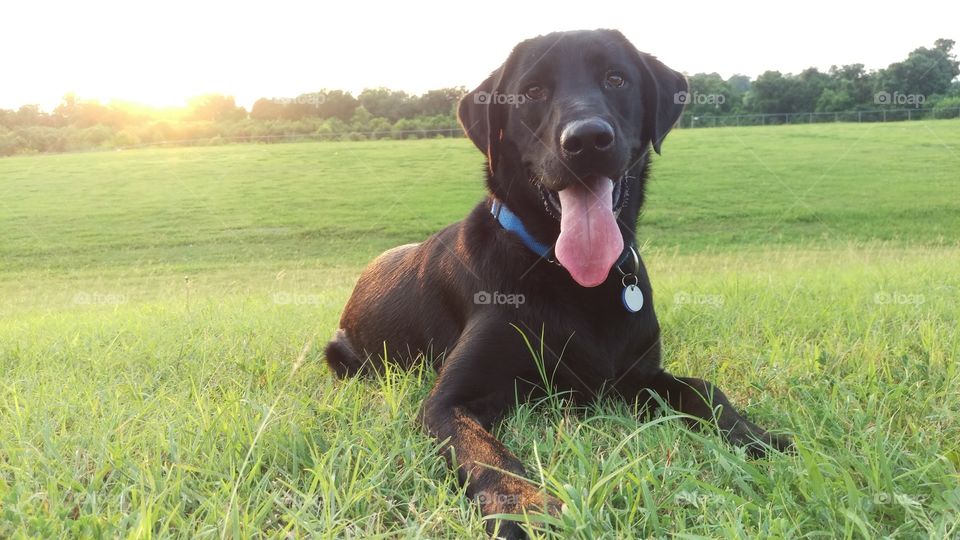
xmin=555 ymin=176 xmax=623 ymax=287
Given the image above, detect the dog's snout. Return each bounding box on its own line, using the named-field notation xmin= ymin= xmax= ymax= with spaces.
xmin=560 ymin=118 xmax=615 ymax=156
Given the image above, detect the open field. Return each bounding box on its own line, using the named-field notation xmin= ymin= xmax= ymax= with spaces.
xmin=1 ymin=121 xmax=959 ymax=538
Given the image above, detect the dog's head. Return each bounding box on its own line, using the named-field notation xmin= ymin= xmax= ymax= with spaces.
xmin=459 ymin=29 xmax=686 ymax=287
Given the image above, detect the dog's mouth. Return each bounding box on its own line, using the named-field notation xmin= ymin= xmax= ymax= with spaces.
xmin=538 ymin=175 xmax=629 ymax=220
xmin=536 ymin=175 xmax=629 ymax=288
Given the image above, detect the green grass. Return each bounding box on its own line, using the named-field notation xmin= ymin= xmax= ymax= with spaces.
xmin=1 ymin=121 xmax=959 ymax=538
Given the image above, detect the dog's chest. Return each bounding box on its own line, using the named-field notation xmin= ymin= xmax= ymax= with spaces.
xmin=549 ymin=314 xmax=659 ymax=392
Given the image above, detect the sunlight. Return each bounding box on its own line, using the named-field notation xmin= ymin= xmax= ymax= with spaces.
xmin=2 ymin=0 xmax=957 ymax=110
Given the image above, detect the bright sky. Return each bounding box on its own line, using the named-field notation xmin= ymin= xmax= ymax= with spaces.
xmin=3 ymin=0 xmax=958 ymax=110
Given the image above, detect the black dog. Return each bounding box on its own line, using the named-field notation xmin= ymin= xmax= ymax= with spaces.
xmin=326 ymin=29 xmax=791 ymax=538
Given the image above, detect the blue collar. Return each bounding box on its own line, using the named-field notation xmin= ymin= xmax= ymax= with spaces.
xmin=490 ymin=198 xmax=638 ymax=273
xmin=490 ymin=199 xmax=552 ymax=258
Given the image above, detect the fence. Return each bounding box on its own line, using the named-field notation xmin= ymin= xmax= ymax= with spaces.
xmin=101 ymin=107 xmax=960 ymax=152
xmin=680 ymin=107 xmax=960 ymax=128
xmin=116 ymin=128 xmax=465 ymax=151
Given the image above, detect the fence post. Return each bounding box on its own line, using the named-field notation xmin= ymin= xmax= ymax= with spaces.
xmin=834 ymin=112 xmax=838 ymax=122
xmin=883 ymin=110 xmax=886 ymax=122
xmin=908 ymin=109 xmax=911 ymax=121
xmin=858 ymin=111 xmax=862 ymax=123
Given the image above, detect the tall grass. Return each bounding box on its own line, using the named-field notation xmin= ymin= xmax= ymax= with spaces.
xmin=1 ymin=121 xmax=958 ymax=537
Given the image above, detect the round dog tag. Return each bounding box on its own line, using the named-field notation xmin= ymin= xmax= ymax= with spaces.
xmin=622 ymin=284 xmax=644 ymax=313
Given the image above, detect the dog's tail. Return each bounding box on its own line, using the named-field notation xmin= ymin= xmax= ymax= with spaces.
xmin=324 ymin=329 xmax=368 ymax=378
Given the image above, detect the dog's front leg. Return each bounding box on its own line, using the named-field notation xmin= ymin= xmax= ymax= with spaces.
xmin=637 ymin=370 xmax=793 ymax=457
xmin=420 ymin=318 xmax=561 ymax=539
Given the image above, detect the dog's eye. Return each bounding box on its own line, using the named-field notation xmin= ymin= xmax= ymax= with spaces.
xmin=604 ymin=72 xmax=626 ymax=88
xmin=524 ymin=84 xmax=546 ymax=101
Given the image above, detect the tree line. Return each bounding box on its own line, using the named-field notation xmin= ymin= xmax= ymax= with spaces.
xmin=0 ymin=88 xmax=469 ymax=156
xmin=681 ymin=39 xmax=959 ymax=119
xmin=1 ymin=39 xmax=957 ymax=156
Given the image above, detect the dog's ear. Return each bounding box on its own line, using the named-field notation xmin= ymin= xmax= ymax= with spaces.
xmin=634 ymin=51 xmax=688 ymax=154
xmin=458 ymin=67 xmax=505 ymax=174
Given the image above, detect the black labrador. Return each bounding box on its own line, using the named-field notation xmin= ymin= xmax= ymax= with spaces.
xmin=325 ymin=29 xmax=791 ymax=538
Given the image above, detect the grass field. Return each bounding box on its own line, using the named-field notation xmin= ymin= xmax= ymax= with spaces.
xmin=1 ymin=120 xmax=958 ymax=538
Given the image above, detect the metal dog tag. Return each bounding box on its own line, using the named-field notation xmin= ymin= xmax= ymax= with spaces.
xmin=616 ymin=247 xmax=643 ymax=313
xmin=622 ymin=283 xmax=644 ymax=313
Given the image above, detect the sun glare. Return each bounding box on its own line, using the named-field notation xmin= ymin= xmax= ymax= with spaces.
xmin=1 ymin=0 xmax=957 ymax=111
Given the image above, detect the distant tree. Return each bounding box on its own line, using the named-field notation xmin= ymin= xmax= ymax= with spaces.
xmin=282 ymin=93 xmax=322 ymax=120
xmin=749 ymin=71 xmax=801 ymax=113
xmin=0 ymin=108 xmax=15 ymax=128
xmin=816 ymin=64 xmax=875 ymax=111
xmin=53 ymin=93 xmax=78 ymax=121
xmin=796 ymin=68 xmax=831 ymax=111
xmin=54 ymin=93 xmax=119 ymax=127
xmin=0 ymin=126 xmax=21 ymax=155
xmin=316 ymin=90 xmax=359 ymax=120
xmin=15 ymin=104 xmax=42 ymax=126
xmin=9 ymin=104 xmax=55 ymax=127
xmin=744 ymin=69 xmax=829 ymax=114
xmin=726 ymin=76 xmax=751 ymax=113
xmin=685 ymin=73 xmax=735 ymax=115
xmin=250 ymin=98 xmax=286 ymax=120
xmin=876 ymin=39 xmax=960 ymax=100
xmin=727 ymin=74 xmax=751 ymax=95
xmin=950 ymin=80 xmax=960 ymax=96
xmin=349 ymin=105 xmax=374 ymax=131
xmin=272 ymin=90 xmax=358 ymax=121
xmin=189 ymin=94 xmax=247 ymax=122
xmin=414 ymin=87 xmax=467 ymax=117
xmin=359 ymin=88 xmax=414 ymax=121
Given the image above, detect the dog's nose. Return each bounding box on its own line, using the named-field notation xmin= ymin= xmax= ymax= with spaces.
xmin=560 ymin=118 xmax=615 ymax=156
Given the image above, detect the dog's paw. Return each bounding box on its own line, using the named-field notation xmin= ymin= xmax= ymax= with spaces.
xmin=727 ymin=421 xmax=794 ymax=458
xmin=487 ymin=519 xmax=526 ymax=540
xmin=479 ymin=483 xmax=562 ymax=539
xmin=766 ymin=431 xmax=795 ymax=453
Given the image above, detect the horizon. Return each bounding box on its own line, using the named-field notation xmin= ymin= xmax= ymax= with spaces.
xmin=3 ymin=0 xmax=959 ymax=111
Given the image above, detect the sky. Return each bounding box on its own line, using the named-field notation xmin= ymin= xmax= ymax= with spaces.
xmin=2 ymin=0 xmax=959 ymax=110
